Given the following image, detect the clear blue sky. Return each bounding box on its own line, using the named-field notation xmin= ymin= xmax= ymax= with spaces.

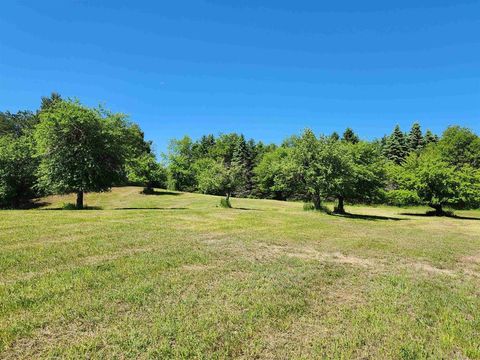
xmin=1 ymin=1 xmax=479 ymax=155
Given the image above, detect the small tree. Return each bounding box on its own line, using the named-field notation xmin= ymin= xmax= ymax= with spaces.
xmin=291 ymin=129 xmax=324 ymax=210
xmin=401 ymin=149 xmax=480 ymax=215
xmin=342 ymin=128 xmax=359 ymax=144
xmin=0 ymin=135 xmax=38 ymax=207
xmin=407 ymin=122 xmax=424 ymax=152
xmin=384 ymin=125 xmax=409 ymax=164
xmin=35 ymin=100 xmax=128 ymax=209
xmin=194 ymin=158 xmax=241 ymax=207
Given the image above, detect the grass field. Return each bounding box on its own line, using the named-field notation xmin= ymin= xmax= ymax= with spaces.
xmin=1 ymin=187 xmax=480 ymax=359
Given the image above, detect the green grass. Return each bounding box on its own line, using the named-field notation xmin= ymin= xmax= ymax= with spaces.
xmin=1 ymin=187 xmax=480 ymax=359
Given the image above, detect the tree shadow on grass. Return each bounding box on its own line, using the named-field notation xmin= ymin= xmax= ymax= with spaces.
xmin=41 ymin=206 xmax=103 ymax=210
xmin=0 ymin=200 xmax=51 ymax=210
xmin=232 ymin=207 xmax=265 ymax=211
xmin=400 ymin=212 xmax=480 ymax=221
xmin=114 ymin=207 xmax=188 ymax=210
xmin=142 ymin=190 xmax=182 ymax=196
xmin=331 ymin=212 xmax=404 ymax=221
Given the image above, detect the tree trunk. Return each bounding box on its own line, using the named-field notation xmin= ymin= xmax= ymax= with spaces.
xmin=312 ymin=193 xmax=321 ymax=210
xmin=335 ymin=196 xmax=346 ymax=214
xmin=76 ymin=191 xmax=84 ymax=209
xmin=429 ymin=203 xmax=444 ymax=216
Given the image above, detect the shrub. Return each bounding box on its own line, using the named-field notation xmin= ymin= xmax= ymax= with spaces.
xmin=220 ymin=197 xmax=232 ymax=208
xmin=385 ymin=189 xmax=421 ymax=206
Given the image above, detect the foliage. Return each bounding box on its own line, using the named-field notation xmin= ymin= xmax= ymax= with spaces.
xmin=437 ymin=126 xmax=480 ymax=169
xmin=407 ymin=122 xmax=424 ymax=152
xmin=254 ymin=146 xmax=298 ymax=200
xmin=384 ymin=125 xmax=409 ymax=164
xmin=398 ymin=149 xmax=480 ymax=214
xmin=384 ymin=189 xmax=422 ymax=206
xmin=35 ymin=100 xmax=129 ymax=208
xmin=342 ymin=127 xmax=359 ymax=144
xmin=0 ymin=135 xmax=38 ymax=207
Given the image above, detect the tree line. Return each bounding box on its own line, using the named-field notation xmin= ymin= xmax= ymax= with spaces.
xmin=0 ymin=94 xmax=165 ymax=209
xmin=167 ymin=124 xmax=480 ymax=214
xmin=1 ymin=94 xmax=479 ymax=214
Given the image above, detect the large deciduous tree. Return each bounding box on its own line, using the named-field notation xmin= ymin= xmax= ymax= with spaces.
xmin=35 ymin=100 xmax=128 ymax=209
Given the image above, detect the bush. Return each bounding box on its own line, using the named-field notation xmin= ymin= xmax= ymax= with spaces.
xmin=303 ymin=202 xmax=332 ymax=214
xmin=220 ymin=197 xmax=232 ymax=208
xmin=385 ymin=189 xmax=421 ymax=206
xmin=303 ymin=202 xmax=315 ymax=211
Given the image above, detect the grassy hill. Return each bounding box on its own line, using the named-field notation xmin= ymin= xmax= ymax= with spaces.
xmin=1 ymin=187 xmax=480 ymax=358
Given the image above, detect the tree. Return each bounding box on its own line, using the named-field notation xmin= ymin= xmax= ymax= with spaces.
xmin=231 ymin=135 xmax=254 ymax=197
xmin=384 ymin=125 xmax=408 ymax=164
xmin=330 ymin=131 xmax=340 ymax=141
xmin=254 ymin=146 xmax=298 ymax=200
xmin=291 ymin=129 xmax=324 ymax=209
xmin=400 ymin=148 xmax=480 ymax=215
xmin=342 ymin=128 xmax=359 ymax=144
xmin=424 ymin=130 xmax=438 ymax=145
xmin=437 ymin=126 xmax=480 ymax=169
xmin=0 ymin=135 xmax=38 ymax=207
xmin=194 ymin=158 xmax=241 ymax=207
xmin=127 ymin=153 xmax=166 ymax=193
xmin=40 ymin=92 xmax=62 ymax=112
xmin=0 ymin=111 xmax=38 ymax=137
xmin=407 ymin=122 xmax=424 ymax=152
xmin=35 ymin=100 xmax=128 ymax=209
xmin=167 ymin=136 xmax=196 ymax=191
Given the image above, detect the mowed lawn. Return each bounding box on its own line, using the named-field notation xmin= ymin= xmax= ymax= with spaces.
xmin=1 ymin=187 xmax=480 ymax=359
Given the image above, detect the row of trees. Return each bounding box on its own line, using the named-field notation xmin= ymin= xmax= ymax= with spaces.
xmin=0 ymin=94 xmax=165 ymax=209
xmin=2 ymin=94 xmax=479 ymax=214
xmin=167 ymin=125 xmax=480 ymax=214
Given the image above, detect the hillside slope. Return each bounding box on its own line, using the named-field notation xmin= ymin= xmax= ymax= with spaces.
xmin=1 ymin=187 xmax=480 ymax=358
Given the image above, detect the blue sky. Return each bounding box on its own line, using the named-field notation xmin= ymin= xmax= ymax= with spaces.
xmin=1 ymin=1 xmax=479 ymax=155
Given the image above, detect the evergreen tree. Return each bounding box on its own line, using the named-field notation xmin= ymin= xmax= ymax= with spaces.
xmin=231 ymin=135 xmax=254 ymax=197
xmin=384 ymin=125 xmax=409 ymax=164
xmin=330 ymin=131 xmax=340 ymax=141
xmin=342 ymin=128 xmax=359 ymax=144
xmin=424 ymin=130 xmax=437 ymax=145
xmin=407 ymin=122 xmax=424 ymax=152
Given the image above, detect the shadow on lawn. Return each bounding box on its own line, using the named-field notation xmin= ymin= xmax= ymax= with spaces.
xmin=142 ymin=190 xmax=182 ymax=196
xmin=401 ymin=212 xmax=480 ymax=221
xmin=332 ymin=212 xmax=404 ymax=221
xmin=114 ymin=207 xmax=188 ymax=210
xmin=42 ymin=206 xmax=103 ymax=210
xmin=233 ymin=207 xmax=265 ymax=211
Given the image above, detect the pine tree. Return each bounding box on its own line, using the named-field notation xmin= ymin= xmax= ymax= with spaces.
xmin=330 ymin=131 xmax=340 ymax=141
xmin=231 ymin=135 xmax=254 ymax=197
xmin=424 ymin=130 xmax=438 ymax=145
xmin=342 ymin=128 xmax=359 ymax=144
xmin=384 ymin=125 xmax=408 ymax=164
xmin=408 ymin=122 xmax=424 ymax=152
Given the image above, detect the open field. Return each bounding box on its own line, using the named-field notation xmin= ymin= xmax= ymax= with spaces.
xmin=1 ymin=187 xmax=480 ymax=359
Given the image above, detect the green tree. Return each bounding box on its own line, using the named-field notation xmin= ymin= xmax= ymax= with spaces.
xmin=167 ymin=136 xmax=196 ymax=191
xmin=231 ymin=135 xmax=254 ymax=197
xmin=342 ymin=128 xmax=359 ymax=144
xmin=254 ymin=146 xmax=298 ymax=200
xmin=35 ymin=100 xmax=128 ymax=209
xmin=0 ymin=135 xmax=38 ymax=207
xmin=384 ymin=125 xmax=409 ymax=164
xmin=424 ymin=130 xmax=438 ymax=145
xmin=291 ymin=129 xmax=324 ymax=209
xmin=0 ymin=111 xmax=38 ymax=137
xmin=194 ymin=158 xmax=241 ymax=207
xmin=438 ymin=126 xmax=480 ymax=169
xmin=407 ymin=122 xmax=424 ymax=152
xmin=400 ymin=149 xmax=480 ymax=215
